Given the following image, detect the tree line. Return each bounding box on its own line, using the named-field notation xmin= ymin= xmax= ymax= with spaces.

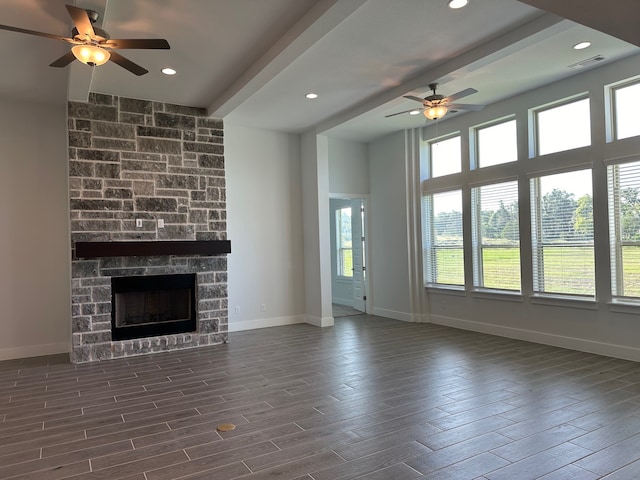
xmin=434 ymin=187 xmax=640 ymax=243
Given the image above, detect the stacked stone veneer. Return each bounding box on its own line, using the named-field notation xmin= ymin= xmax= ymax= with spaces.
xmin=68 ymin=93 xmax=228 ymax=363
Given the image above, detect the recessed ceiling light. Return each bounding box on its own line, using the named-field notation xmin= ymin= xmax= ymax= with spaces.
xmin=448 ymin=0 xmax=468 ymax=9
xmin=409 ymin=110 xmax=421 ymax=115
xmin=161 ymin=67 xmax=177 ymax=75
xmin=573 ymin=41 xmax=591 ymax=50
xmin=305 ymin=93 xmax=318 ymax=99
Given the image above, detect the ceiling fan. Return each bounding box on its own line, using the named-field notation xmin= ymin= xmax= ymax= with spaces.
xmin=386 ymin=83 xmax=485 ymax=120
xmin=0 ymin=4 xmax=170 ymax=76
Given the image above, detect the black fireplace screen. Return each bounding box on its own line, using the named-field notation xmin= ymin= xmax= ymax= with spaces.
xmin=111 ymin=274 xmax=197 ymax=341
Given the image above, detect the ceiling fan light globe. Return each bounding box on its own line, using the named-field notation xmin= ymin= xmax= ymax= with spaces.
xmin=71 ymin=44 xmax=110 ymax=66
xmin=424 ymin=105 xmax=448 ymax=120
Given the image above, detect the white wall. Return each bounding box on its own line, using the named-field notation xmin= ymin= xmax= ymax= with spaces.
xmin=368 ymin=131 xmax=412 ymax=321
xmin=0 ymin=98 xmax=71 ymax=359
xmin=328 ymin=137 xmax=369 ymax=195
xmin=225 ymin=124 xmax=306 ymax=331
xmin=416 ymin=53 xmax=640 ymax=361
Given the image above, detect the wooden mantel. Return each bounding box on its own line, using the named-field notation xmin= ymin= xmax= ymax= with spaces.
xmin=74 ymin=240 xmax=231 ymax=259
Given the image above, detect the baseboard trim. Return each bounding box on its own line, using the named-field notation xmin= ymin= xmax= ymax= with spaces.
xmin=305 ymin=315 xmax=334 ymax=327
xmin=0 ymin=342 xmax=70 ymax=361
xmin=372 ymin=307 xmax=414 ymax=323
xmin=431 ymin=314 xmax=640 ymax=362
xmin=228 ymin=315 xmax=305 ymax=332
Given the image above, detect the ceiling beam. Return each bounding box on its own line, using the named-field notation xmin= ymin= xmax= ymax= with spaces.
xmin=207 ymin=0 xmax=367 ymax=118
xmin=518 ymin=0 xmax=640 ymax=47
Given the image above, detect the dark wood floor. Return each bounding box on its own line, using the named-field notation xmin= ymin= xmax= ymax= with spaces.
xmin=2 ymin=315 xmax=640 ymax=479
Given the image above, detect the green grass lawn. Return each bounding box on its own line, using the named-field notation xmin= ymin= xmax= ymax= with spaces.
xmin=622 ymin=246 xmax=640 ymax=296
xmin=482 ymin=247 xmax=521 ymax=291
xmin=434 ymin=246 xmax=640 ymax=296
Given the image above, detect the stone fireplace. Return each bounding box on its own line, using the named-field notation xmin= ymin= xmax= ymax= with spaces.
xmin=69 ymin=93 xmax=229 ymax=363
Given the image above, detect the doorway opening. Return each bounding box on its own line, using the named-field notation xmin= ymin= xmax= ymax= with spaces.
xmin=329 ymin=197 xmax=368 ymax=316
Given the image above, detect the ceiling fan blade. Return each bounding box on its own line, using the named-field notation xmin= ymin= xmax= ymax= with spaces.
xmin=102 ymin=38 xmax=170 ymax=50
xmin=447 ymin=103 xmax=485 ymax=111
xmin=65 ymin=4 xmax=95 ymax=38
xmin=385 ymin=108 xmax=422 ymax=118
xmin=109 ymin=51 xmax=148 ymax=76
xmin=0 ymin=24 xmax=75 ymax=43
xmin=49 ymin=50 xmax=77 ymax=68
xmin=444 ymin=87 xmax=478 ymax=103
xmin=403 ymin=95 xmax=426 ymax=104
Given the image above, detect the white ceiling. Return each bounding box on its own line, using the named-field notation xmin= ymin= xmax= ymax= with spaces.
xmin=1 ymin=0 xmax=639 ymax=142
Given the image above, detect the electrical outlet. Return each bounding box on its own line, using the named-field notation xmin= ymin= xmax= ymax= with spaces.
xmin=136 ymin=218 xmax=143 ymax=228
xmin=260 ymin=304 xmax=266 ymax=312
xmin=234 ymin=306 xmax=240 ymax=314
xmin=157 ymin=219 xmax=165 ymax=229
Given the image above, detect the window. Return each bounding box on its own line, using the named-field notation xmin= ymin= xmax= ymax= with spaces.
xmin=613 ymin=81 xmax=640 ymax=140
xmin=423 ymin=189 xmax=464 ymax=286
xmin=430 ymin=135 xmax=461 ymax=178
xmin=608 ymin=160 xmax=640 ymax=299
xmin=336 ymin=206 xmax=353 ymax=278
xmin=471 ymin=181 xmax=520 ymax=291
xmin=477 ymin=119 xmax=517 ymax=168
xmin=530 ymin=169 xmax=594 ymax=296
xmin=536 ymin=98 xmax=591 ymax=156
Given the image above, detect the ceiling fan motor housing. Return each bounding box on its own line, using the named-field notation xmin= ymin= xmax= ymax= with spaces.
xmin=425 ymin=94 xmax=444 ymax=104
xmin=72 ymin=26 xmax=109 ymax=42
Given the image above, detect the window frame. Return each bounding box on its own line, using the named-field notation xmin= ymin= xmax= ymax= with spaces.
xmin=532 ymin=95 xmax=591 ymax=157
xmin=428 ymin=133 xmax=462 ymax=179
xmin=335 ymin=206 xmax=353 ymax=279
xmin=470 ymin=179 xmax=521 ymax=293
xmin=529 ymin=168 xmax=595 ymax=299
xmin=610 ymin=78 xmax=640 ymax=142
xmin=473 ymin=117 xmax=518 ymax=170
xmin=607 ymin=157 xmax=640 ymax=302
xmin=422 ymin=188 xmax=465 ymax=288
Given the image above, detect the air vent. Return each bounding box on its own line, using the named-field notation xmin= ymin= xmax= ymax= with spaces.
xmin=568 ymin=55 xmax=605 ymax=70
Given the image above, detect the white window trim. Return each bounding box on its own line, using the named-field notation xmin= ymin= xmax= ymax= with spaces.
xmin=471 ymin=115 xmax=518 ymax=170
xmin=606 ymin=157 xmax=640 ymax=300
xmin=422 ymin=189 xmax=465 ymax=287
xmin=428 ymin=132 xmax=462 ymax=179
xmin=529 ymin=93 xmax=590 ymax=158
xmin=471 ymin=180 xmax=521 ymax=293
xmin=529 ymin=169 xmax=595 ymax=299
xmin=606 ymin=76 xmax=640 ymax=143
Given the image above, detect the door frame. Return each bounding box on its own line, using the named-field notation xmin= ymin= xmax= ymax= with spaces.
xmin=329 ymin=193 xmax=371 ymax=314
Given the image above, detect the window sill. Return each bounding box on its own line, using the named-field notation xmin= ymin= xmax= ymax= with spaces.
xmin=529 ymin=293 xmax=597 ymax=310
xmin=425 ymin=284 xmax=466 ymax=297
xmin=471 ymin=289 xmax=524 ymax=302
xmin=608 ymin=299 xmax=640 ymax=314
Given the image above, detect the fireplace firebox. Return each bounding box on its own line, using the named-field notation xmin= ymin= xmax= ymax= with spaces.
xmin=111 ymin=274 xmax=197 ymax=341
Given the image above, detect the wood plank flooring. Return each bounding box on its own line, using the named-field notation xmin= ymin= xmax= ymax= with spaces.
xmin=2 ymin=315 xmax=640 ymax=479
